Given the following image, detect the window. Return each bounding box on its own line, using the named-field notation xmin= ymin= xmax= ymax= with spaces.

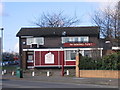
xmin=28 ymin=55 xmax=33 ymax=61
xmin=84 ymin=50 xmax=91 ymax=57
xmin=66 ymin=50 xmax=77 ymax=60
xmin=27 ymin=55 xmax=33 ymax=62
xmin=35 ymin=38 xmax=44 ymax=45
xmin=62 ymin=36 xmax=89 ymax=43
xmin=74 ymin=37 xmax=78 ymax=42
xmin=62 ymin=37 xmax=69 ymax=43
xmin=26 ymin=37 xmax=44 ymax=45
xmin=64 ymin=37 xmax=69 ymax=43
xmin=27 ymin=38 xmax=34 ymax=45
xmin=80 ymin=37 xmax=89 ymax=43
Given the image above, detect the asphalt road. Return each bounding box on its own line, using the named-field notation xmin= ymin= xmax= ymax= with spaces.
xmin=2 ymin=79 xmax=118 ymax=88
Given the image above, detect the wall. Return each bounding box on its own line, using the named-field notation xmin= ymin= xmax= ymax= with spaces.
xmin=34 ymin=51 xmax=76 ymax=67
xmin=44 ymin=37 xmax=62 ymax=48
xmin=79 ymin=70 xmax=120 ymax=78
xmin=21 ymin=36 xmax=100 ymax=49
xmin=89 ymin=37 xmax=99 ymax=48
xmin=22 ymin=51 xmax=27 ymax=69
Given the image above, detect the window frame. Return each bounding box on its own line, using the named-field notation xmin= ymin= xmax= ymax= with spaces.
xmin=62 ymin=36 xmax=89 ymax=43
xmin=84 ymin=50 xmax=92 ymax=57
xmin=65 ymin=50 xmax=77 ymax=61
xmin=27 ymin=54 xmax=34 ymax=63
xmin=26 ymin=37 xmax=44 ymax=45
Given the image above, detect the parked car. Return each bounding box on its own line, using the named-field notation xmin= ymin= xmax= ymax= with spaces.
xmin=0 ymin=61 xmax=9 ymax=66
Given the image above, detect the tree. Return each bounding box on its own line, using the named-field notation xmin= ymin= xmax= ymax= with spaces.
xmin=92 ymin=2 xmax=120 ymax=40
xmin=32 ymin=11 xmax=80 ymax=27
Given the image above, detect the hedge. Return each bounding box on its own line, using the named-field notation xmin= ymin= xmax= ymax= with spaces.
xmin=78 ymin=52 xmax=120 ymax=70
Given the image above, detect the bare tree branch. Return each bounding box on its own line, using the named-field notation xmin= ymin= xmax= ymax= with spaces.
xmin=32 ymin=11 xmax=80 ymax=27
xmin=91 ymin=2 xmax=120 ymax=40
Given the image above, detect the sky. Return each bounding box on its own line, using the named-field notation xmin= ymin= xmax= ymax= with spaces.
xmin=0 ymin=0 xmax=119 ymax=53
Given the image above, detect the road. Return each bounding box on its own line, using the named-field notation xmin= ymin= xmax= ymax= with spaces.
xmin=2 ymin=79 xmax=118 ymax=88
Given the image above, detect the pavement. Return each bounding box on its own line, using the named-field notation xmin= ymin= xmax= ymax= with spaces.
xmin=2 ymin=73 xmax=120 ymax=88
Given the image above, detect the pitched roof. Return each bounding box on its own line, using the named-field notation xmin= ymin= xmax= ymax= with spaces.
xmin=16 ymin=26 xmax=99 ymax=37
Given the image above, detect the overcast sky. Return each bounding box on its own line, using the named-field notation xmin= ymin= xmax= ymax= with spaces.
xmin=0 ymin=0 xmax=119 ymax=53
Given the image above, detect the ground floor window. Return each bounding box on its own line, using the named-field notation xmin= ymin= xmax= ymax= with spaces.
xmin=27 ymin=52 xmax=34 ymax=62
xmin=28 ymin=55 xmax=33 ymax=61
xmin=65 ymin=50 xmax=77 ymax=60
xmin=84 ymin=50 xmax=91 ymax=57
xmin=65 ymin=49 xmax=101 ymax=61
xmin=84 ymin=50 xmax=101 ymax=58
xmin=91 ymin=50 xmax=101 ymax=58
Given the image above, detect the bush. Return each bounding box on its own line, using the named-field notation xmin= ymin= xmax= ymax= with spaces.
xmin=78 ymin=56 xmax=100 ymax=70
xmin=78 ymin=52 xmax=120 ymax=70
xmin=101 ymin=52 xmax=120 ymax=70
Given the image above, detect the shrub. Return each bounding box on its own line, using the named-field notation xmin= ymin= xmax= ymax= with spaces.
xmin=101 ymin=52 xmax=120 ymax=70
xmin=78 ymin=52 xmax=120 ymax=70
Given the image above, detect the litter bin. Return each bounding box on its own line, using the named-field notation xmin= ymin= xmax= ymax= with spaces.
xmin=16 ymin=67 xmax=23 ymax=78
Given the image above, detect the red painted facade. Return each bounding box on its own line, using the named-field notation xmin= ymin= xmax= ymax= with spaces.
xmin=26 ymin=51 xmax=75 ymax=67
xmin=65 ymin=61 xmax=75 ymax=65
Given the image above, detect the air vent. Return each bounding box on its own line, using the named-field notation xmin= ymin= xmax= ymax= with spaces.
xmin=31 ymin=44 xmax=37 ymax=48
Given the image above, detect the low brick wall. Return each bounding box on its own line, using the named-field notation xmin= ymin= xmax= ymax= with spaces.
xmin=79 ymin=70 xmax=120 ymax=78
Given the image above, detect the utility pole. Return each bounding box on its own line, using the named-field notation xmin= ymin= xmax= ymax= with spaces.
xmin=0 ymin=28 xmax=4 ymax=62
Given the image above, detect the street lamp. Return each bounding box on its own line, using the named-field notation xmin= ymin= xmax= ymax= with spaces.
xmin=0 ymin=28 xmax=4 ymax=62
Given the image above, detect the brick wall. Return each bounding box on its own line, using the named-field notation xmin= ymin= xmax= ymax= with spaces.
xmin=79 ymin=70 xmax=120 ymax=78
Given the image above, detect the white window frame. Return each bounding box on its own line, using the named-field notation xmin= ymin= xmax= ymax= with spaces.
xmin=79 ymin=36 xmax=89 ymax=42
xmin=26 ymin=37 xmax=44 ymax=45
xmin=65 ymin=50 xmax=77 ymax=61
xmin=27 ymin=55 xmax=34 ymax=63
xmin=84 ymin=50 xmax=92 ymax=57
xmin=62 ymin=36 xmax=89 ymax=43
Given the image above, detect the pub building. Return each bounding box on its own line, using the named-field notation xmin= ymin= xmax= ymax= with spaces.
xmin=16 ymin=26 xmax=103 ymax=69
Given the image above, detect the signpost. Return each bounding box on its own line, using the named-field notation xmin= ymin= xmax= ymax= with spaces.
xmin=0 ymin=28 xmax=3 ymax=62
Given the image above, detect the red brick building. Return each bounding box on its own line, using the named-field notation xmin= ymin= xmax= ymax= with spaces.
xmin=16 ymin=27 xmax=103 ymax=69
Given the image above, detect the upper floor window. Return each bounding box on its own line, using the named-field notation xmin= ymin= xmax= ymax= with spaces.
xmin=80 ymin=37 xmax=89 ymax=43
xmin=26 ymin=37 xmax=44 ymax=45
xmin=62 ymin=36 xmax=89 ymax=43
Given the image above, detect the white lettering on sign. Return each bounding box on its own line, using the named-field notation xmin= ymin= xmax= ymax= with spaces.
xmin=45 ymin=52 xmax=54 ymax=64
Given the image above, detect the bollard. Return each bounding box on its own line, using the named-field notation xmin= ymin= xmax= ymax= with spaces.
xmin=32 ymin=72 xmax=35 ymax=76
xmin=47 ymin=71 xmax=49 ymax=76
xmin=4 ymin=70 xmax=6 ymax=74
xmin=12 ymin=71 xmax=15 ymax=76
xmin=2 ymin=71 xmax=4 ymax=75
xmin=66 ymin=70 xmax=69 ymax=75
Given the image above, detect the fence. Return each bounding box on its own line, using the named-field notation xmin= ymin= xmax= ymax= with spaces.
xmin=79 ymin=70 xmax=120 ymax=78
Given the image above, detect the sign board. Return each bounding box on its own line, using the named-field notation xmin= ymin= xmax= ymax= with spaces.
xmin=64 ymin=43 xmax=96 ymax=47
xmin=45 ymin=52 xmax=54 ymax=64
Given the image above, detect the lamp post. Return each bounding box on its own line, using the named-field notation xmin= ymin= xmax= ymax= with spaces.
xmin=0 ymin=28 xmax=4 ymax=61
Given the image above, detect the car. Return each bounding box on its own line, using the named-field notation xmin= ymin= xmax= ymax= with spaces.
xmin=0 ymin=62 xmax=6 ymax=66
